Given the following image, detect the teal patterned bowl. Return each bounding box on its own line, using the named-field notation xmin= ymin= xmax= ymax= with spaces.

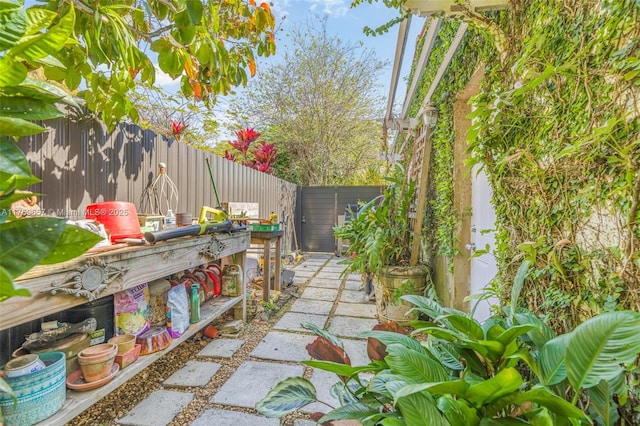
xmin=0 ymin=351 xmax=66 ymax=426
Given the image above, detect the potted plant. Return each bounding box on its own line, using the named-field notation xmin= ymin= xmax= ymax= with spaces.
xmin=334 ymin=165 xmax=430 ymax=322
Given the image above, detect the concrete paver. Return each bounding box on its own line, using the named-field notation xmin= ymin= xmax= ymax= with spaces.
xmin=342 ymin=338 xmax=371 ymax=366
xmin=289 ymin=299 xmax=334 ymax=315
xmin=344 ymin=280 xmax=363 ymax=291
xmin=191 ymin=409 xmax=279 ymax=426
xmin=328 ymin=316 xmax=379 ymax=339
xmin=340 ymin=289 xmax=367 ymax=303
xmin=197 ymin=338 xmax=244 ymax=358
xmin=212 ymin=361 xmax=304 ymax=408
xmin=300 ymin=287 xmax=338 ymax=301
xmin=315 ymin=271 xmax=340 ymax=279
xmin=334 ymin=302 xmax=377 ymax=319
xmin=292 ymin=276 xmax=309 ymax=285
xmin=250 ymin=331 xmax=314 ymax=362
xmin=274 ymin=312 xmax=328 ymax=333
xmin=302 ymin=369 xmax=340 ymax=414
xmin=119 ymin=390 xmax=193 ymax=426
xmin=293 ymin=270 xmax=317 ymax=279
xmin=320 ymin=266 xmax=347 ymax=273
xmin=308 ymin=278 xmax=342 ymax=289
xmin=163 ymin=360 xmax=221 ymax=388
xmin=294 ymin=420 xmax=317 ymax=426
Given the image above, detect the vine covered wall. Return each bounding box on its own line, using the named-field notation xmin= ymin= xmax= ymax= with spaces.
xmin=408 ymin=0 xmax=639 ymax=332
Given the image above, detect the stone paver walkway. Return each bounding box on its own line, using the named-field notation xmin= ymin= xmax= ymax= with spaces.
xmin=119 ymin=253 xmax=379 ymax=425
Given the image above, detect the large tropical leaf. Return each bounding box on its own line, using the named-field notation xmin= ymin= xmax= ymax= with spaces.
xmin=397 ymin=392 xmax=450 ymax=426
xmin=513 ymin=311 xmax=556 ymax=349
xmin=402 ymin=294 xmax=445 ymax=319
xmin=479 ymin=418 xmax=529 ymax=425
xmin=24 ymin=7 xmax=56 ymax=35
xmin=0 ymin=55 xmax=27 ymax=87
xmin=318 ymin=403 xmax=383 ymax=424
xmin=10 ymin=7 xmax=75 ymax=61
xmin=0 ymin=137 xmax=31 ymax=177
xmin=392 ymin=380 xmax=469 ymax=403
xmin=437 ymin=395 xmax=480 ymax=426
xmin=445 ymin=314 xmax=484 ymax=340
xmin=368 ymin=371 xmax=410 ymax=397
xmin=302 ymin=360 xmax=364 ymax=378
xmin=255 ymin=377 xmax=317 ymax=418
xmin=0 ymin=3 xmax=26 ymax=51
xmin=301 ymin=322 xmax=344 ymax=349
xmin=0 ymin=95 xmax=64 ymax=120
xmin=0 ymin=265 xmax=31 ymax=302
xmin=465 ymin=368 xmax=523 ymax=406
xmin=20 ymin=78 xmax=78 ymax=108
xmin=329 ymin=380 xmax=360 ymax=406
xmin=0 ymin=217 xmax=66 ymax=278
xmin=39 ymin=224 xmax=102 ymax=264
xmin=538 ymin=334 xmax=570 ymax=386
xmin=510 ymin=260 xmax=531 ymax=319
xmin=587 ymin=379 xmax=619 ymax=426
xmin=513 ymin=387 xmax=587 ymax=419
xmin=385 ymin=344 xmax=449 ymax=383
xmin=361 ymin=330 xmax=427 ymax=354
xmin=565 ymin=311 xmax=640 ymax=390
xmin=426 ymin=340 xmax=464 ymax=371
xmin=495 ymin=325 xmax=537 ymax=347
xmin=0 ymin=116 xmax=44 ymax=136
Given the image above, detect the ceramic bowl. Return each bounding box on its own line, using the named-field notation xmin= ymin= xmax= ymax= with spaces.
xmin=3 ymin=354 xmax=46 ymax=378
xmin=108 ymin=334 xmax=136 ymax=355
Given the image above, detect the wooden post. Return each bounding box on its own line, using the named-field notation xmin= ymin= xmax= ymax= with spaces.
xmin=410 ymin=125 xmax=434 ymax=266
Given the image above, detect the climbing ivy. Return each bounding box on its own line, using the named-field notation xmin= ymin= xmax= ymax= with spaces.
xmin=403 ymin=0 xmax=639 ymax=332
xmin=405 ymin=20 xmax=490 ymax=262
xmin=467 ymin=0 xmax=640 ymax=331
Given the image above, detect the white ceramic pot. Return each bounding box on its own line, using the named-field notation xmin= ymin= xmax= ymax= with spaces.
xmin=4 ymin=354 xmax=46 ymax=378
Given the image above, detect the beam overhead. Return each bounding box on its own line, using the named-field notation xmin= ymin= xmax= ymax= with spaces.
xmin=401 ymin=17 xmax=441 ymax=119
xmin=403 ymin=0 xmax=509 ymax=15
xmin=385 ymin=16 xmax=412 ymax=121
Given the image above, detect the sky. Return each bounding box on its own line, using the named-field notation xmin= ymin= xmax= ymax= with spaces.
xmin=156 ymin=0 xmax=426 ymax=136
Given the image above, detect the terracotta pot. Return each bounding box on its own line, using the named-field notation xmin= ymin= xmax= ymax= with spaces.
xmin=78 ymin=353 xmax=116 ymax=383
xmin=77 ymin=343 xmax=117 ymax=363
xmin=108 ymin=334 xmax=136 ymax=355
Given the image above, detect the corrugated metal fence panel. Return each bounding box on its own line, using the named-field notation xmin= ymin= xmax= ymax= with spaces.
xmin=16 ymin=117 xmax=297 ymax=252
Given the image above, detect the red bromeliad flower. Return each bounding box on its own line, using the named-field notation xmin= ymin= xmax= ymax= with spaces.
xmin=235 ymin=127 xmax=261 ymax=144
xmin=171 ymin=119 xmax=188 ymax=136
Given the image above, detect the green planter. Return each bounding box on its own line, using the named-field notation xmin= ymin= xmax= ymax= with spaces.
xmin=375 ymin=265 xmax=430 ymax=323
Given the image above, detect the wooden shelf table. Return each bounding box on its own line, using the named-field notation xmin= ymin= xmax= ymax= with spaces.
xmin=250 ymin=230 xmax=284 ymax=302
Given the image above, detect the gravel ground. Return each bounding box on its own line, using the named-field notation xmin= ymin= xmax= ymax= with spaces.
xmin=68 ymin=267 xmax=321 ymax=426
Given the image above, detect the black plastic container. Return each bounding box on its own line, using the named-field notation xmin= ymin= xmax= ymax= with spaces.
xmin=50 ymin=296 xmax=114 ymax=344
